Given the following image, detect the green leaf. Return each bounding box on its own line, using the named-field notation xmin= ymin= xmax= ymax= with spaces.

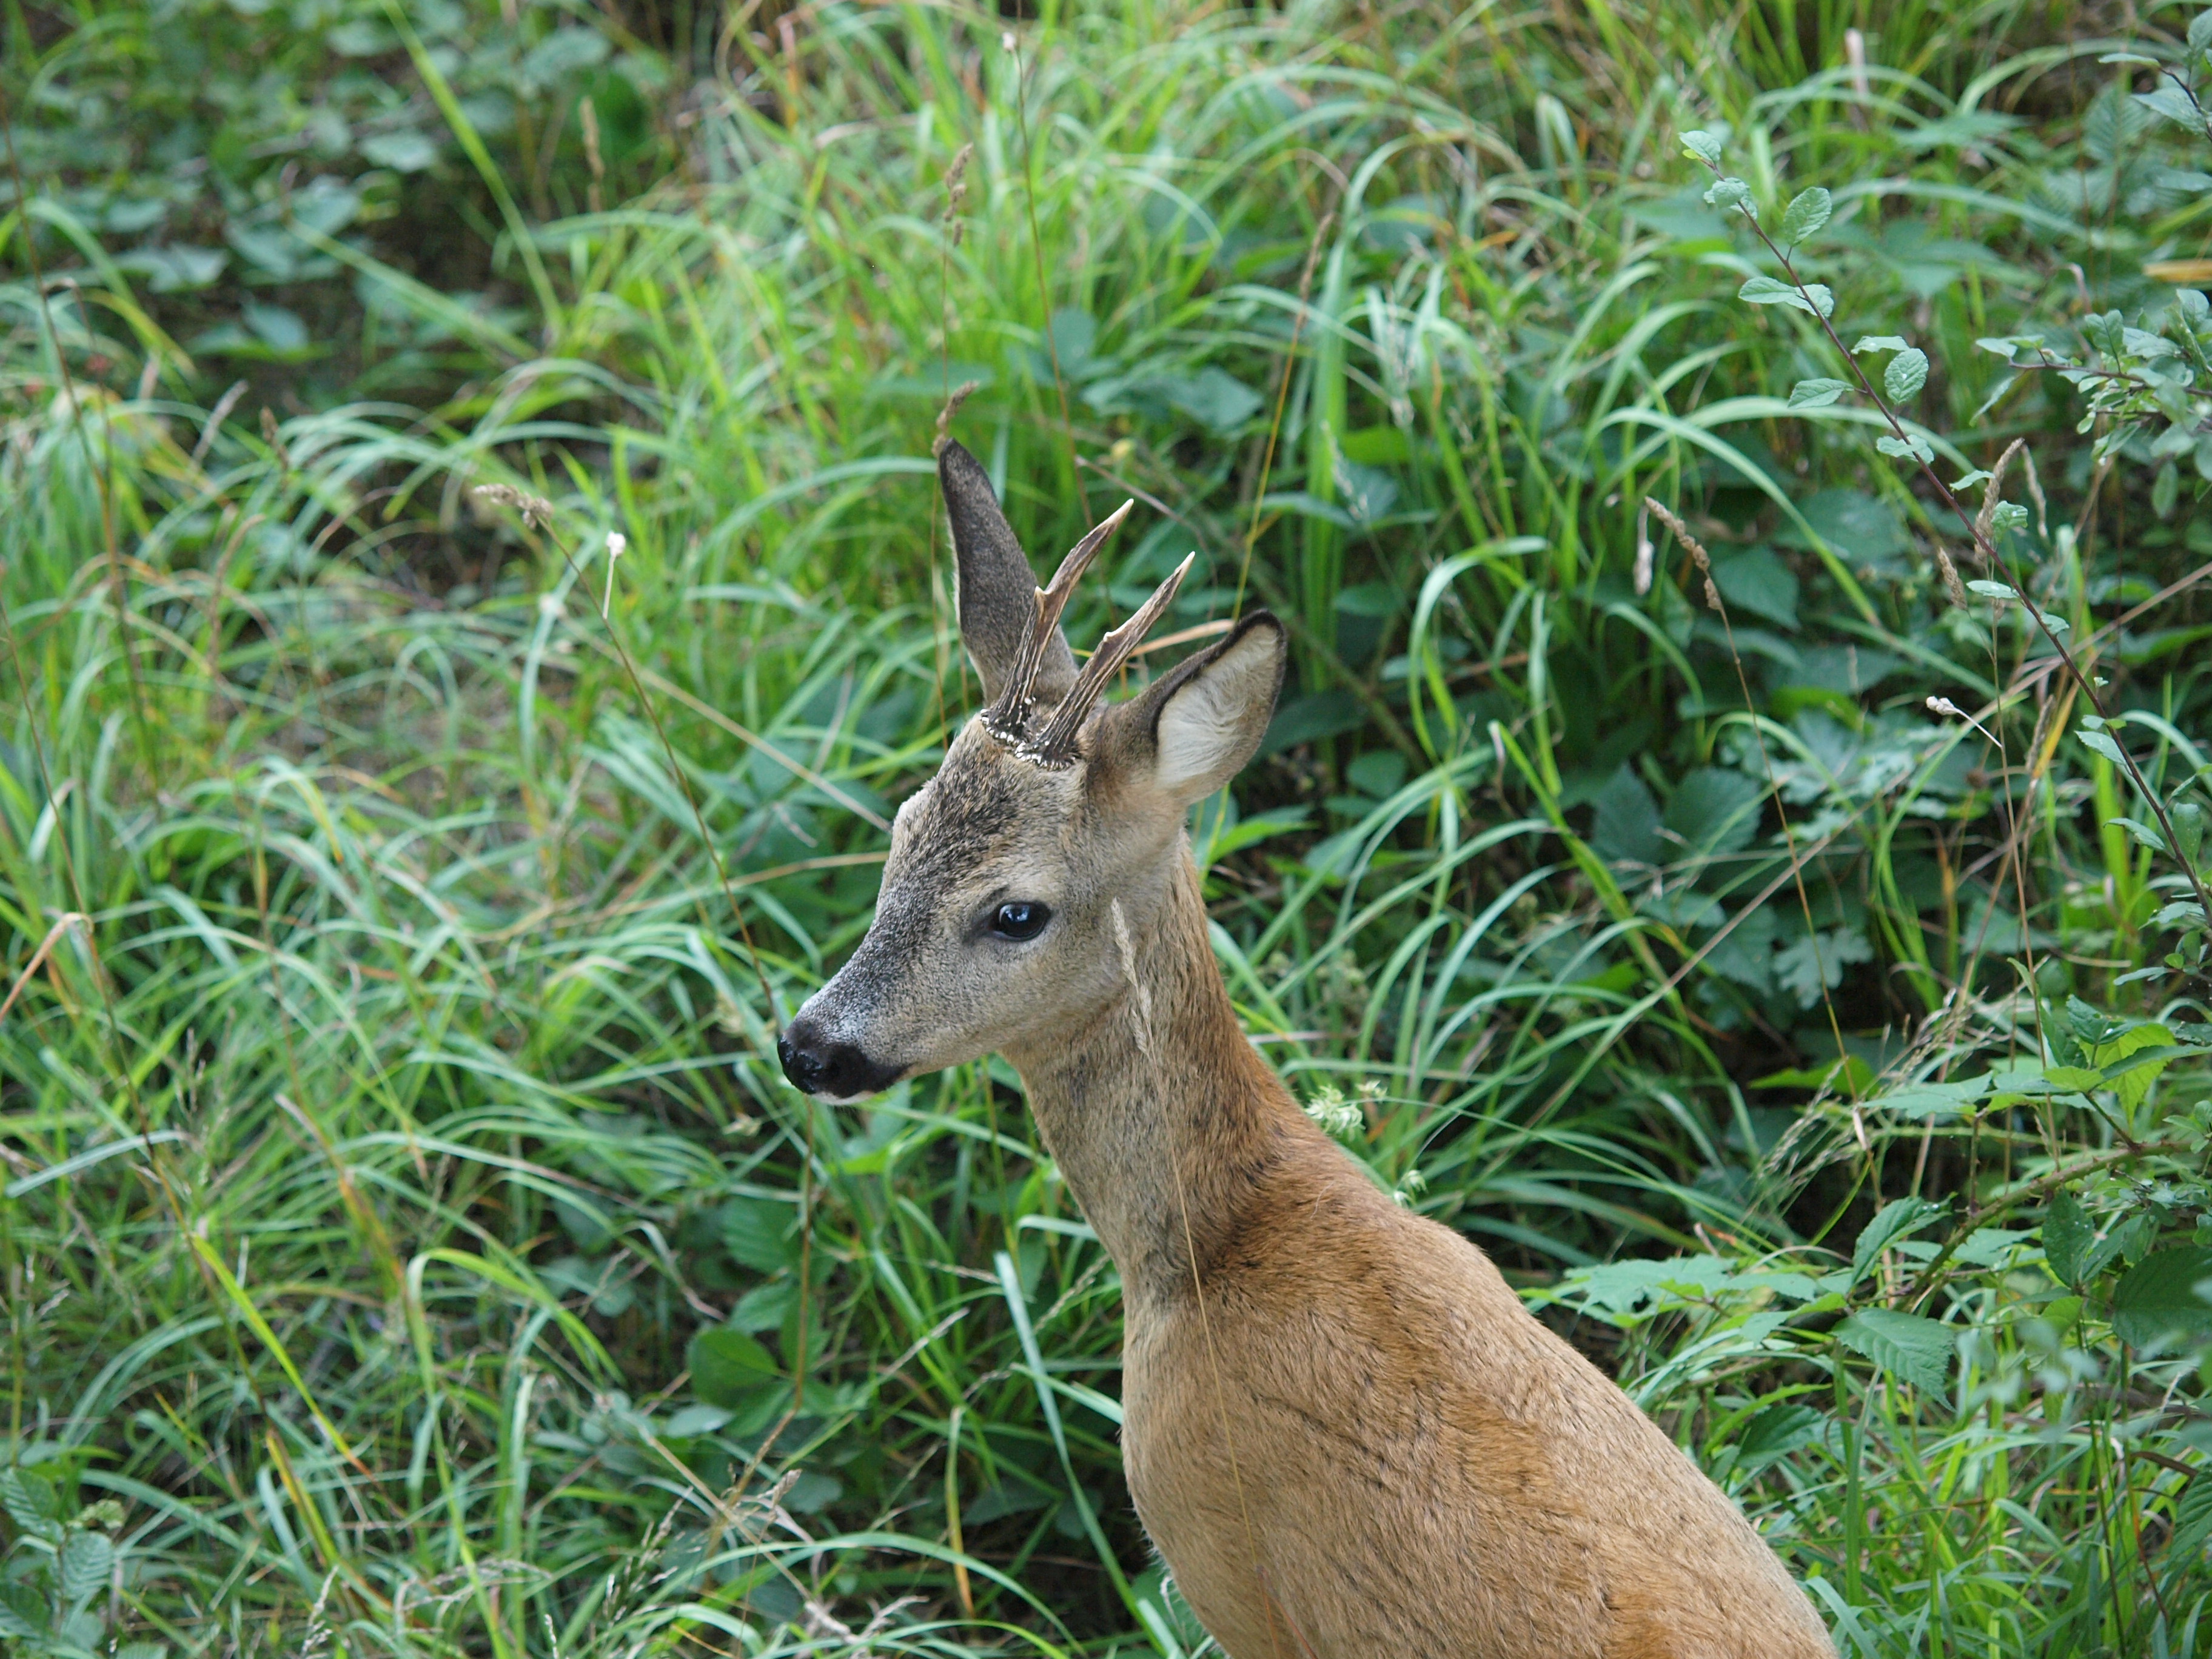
xmin=1590 ymin=764 xmax=1662 ymax=866
xmin=2042 ymin=1065 xmax=2105 ymax=1091
xmin=2106 ymin=816 xmax=2169 ymax=854
xmin=0 ymin=1466 xmax=61 ymax=1536
xmin=2137 ymin=82 xmax=2204 ymax=129
xmin=59 ymin=1530 xmax=114 ymax=1605
xmin=1875 ymin=432 xmax=1936 ymax=463
xmin=1711 ymin=548 xmax=1799 ymax=629
xmin=0 ymin=1583 xmax=48 ymax=1640
xmin=1779 ymin=186 xmax=1832 ymax=244
xmin=2045 ymin=1192 xmax=2096 ymax=1287
xmin=1884 ymin=347 xmax=1930 ymax=400
xmin=1738 ymin=275 xmax=1834 ymax=316
xmin=686 ymin=1327 xmax=783 ymax=1409
xmin=1788 ymin=377 xmax=1851 ymax=408
xmin=1835 ymin=1307 xmax=1956 ymax=1398
xmin=1681 ymin=129 xmax=1724 ymax=166
xmin=1854 ymin=335 xmax=1909 ymax=354
xmin=718 ymin=1196 xmax=798 ymax=1272
xmin=1703 ymin=176 xmax=1755 ymax=217
xmin=360 ymin=129 xmax=440 ymax=173
xmin=1852 ymin=1196 xmax=1947 ymax=1284
xmin=2110 ymin=1247 xmax=2212 ymax=1350
xmin=2091 ymin=1024 xmax=2180 ymax=1114
xmin=1663 ymin=767 xmax=1764 ymax=860
xmin=2173 ymin=802 xmax=2205 ymax=867
xmin=1774 ymin=926 xmax=1874 ymax=1008
xmin=2079 ymin=729 xmax=2128 ymax=767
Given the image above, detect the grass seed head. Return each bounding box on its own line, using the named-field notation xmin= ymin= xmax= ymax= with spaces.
xmin=1937 ymin=545 xmax=1967 ymax=607
xmin=474 ymin=481 xmax=555 ymax=530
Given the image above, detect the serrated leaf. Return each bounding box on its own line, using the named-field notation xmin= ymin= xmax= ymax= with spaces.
xmin=0 ymin=1466 xmax=62 ymax=1537
xmin=1774 ymin=926 xmax=1874 ymax=1008
xmin=1835 ymin=1307 xmax=1956 ymax=1398
xmin=2092 ymin=1024 xmax=2180 ymax=1115
xmin=1875 ymin=432 xmax=1936 ymax=463
xmin=686 ymin=1327 xmax=783 ymax=1409
xmin=1789 ymin=377 xmax=1851 ymax=408
xmin=1854 ymin=335 xmax=1909 ymax=354
xmin=1681 ymin=129 xmax=1724 ymax=166
xmin=1780 ymin=186 xmax=1832 ymax=244
xmin=2045 ymin=1191 xmax=2095 ymax=1287
xmin=1852 ymin=1196 xmax=1947 ymax=1284
xmin=1663 ymin=767 xmax=1765 ymax=859
xmin=2042 ymin=1065 xmax=2105 ymax=1091
xmin=59 ymin=1530 xmax=114 ymax=1604
xmin=0 ymin=1584 xmax=48 ymax=1639
xmin=1884 ymin=347 xmax=1930 ymax=400
xmin=2110 ymin=1246 xmax=2212 ymax=1350
xmin=1989 ymin=501 xmax=2029 ymax=533
xmin=1591 ymin=763 xmax=1662 ymax=866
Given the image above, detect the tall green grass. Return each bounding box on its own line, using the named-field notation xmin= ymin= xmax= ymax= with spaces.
xmin=5 ymin=2 xmax=2212 ymax=1655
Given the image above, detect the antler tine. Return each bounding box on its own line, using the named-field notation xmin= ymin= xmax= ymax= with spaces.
xmin=982 ymin=498 xmax=1134 ymax=741
xmin=1025 ymin=551 xmax=1196 ymax=766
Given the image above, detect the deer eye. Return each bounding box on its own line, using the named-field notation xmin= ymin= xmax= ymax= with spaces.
xmin=988 ymin=902 xmax=1051 ymax=941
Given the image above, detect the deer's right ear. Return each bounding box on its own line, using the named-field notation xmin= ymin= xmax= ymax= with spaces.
xmin=940 ymin=440 xmax=1076 ymax=705
xmin=1095 ymin=611 xmax=1287 ymax=805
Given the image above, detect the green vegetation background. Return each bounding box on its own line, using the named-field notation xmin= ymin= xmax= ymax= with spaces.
xmin=5 ymin=0 xmax=2212 ymax=1654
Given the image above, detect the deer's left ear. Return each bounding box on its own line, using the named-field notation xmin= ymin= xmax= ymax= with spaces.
xmin=1094 ymin=612 xmax=1287 ymax=805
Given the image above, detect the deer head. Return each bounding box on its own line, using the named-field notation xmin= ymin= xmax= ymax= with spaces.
xmin=777 ymin=440 xmax=1286 ymax=1101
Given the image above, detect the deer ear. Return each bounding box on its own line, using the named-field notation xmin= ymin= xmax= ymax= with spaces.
xmin=1096 ymin=612 xmax=1287 ymax=805
xmin=940 ymin=440 xmax=1077 ymax=705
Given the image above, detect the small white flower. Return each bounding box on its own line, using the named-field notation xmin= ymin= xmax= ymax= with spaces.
xmin=1926 ymin=694 xmax=1998 ymax=745
xmin=602 ymin=531 xmax=627 ymax=618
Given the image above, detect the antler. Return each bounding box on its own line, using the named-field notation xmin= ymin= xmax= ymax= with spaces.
xmin=1023 ymin=551 xmax=1196 ymax=768
xmin=979 ymin=498 xmax=1134 ymax=746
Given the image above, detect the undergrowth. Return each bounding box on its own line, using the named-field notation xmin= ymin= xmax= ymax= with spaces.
xmin=5 ymin=1 xmax=2212 ymax=1654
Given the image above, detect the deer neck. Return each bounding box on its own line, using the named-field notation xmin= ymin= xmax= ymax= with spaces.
xmin=1004 ymin=850 xmax=1315 ymax=1309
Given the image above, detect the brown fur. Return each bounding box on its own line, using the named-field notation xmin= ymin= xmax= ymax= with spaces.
xmin=782 ymin=452 xmax=1835 ymax=1658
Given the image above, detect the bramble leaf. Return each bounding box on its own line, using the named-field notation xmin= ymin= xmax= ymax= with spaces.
xmin=1852 ymin=1196 xmax=1946 ymax=1285
xmin=2044 ymin=1191 xmax=2095 ymax=1287
xmin=2110 ymin=1247 xmax=2212 ymax=1350
xmin=1835 ymin=1307 xmax=1956 ymax=1398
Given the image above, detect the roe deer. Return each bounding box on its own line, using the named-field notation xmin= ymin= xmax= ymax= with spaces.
xmin=777 ymin=440 xmax=1835 ymax=1659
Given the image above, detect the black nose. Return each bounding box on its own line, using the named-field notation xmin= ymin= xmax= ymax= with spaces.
xmin=777 ymin=1021 xmax=897 ymax=1099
